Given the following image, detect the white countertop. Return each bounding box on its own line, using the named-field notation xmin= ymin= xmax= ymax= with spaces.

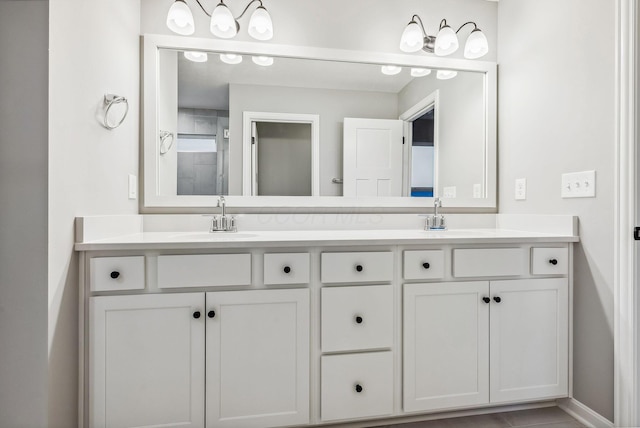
xmin=74 ymin=228 xmax=579 ymax=251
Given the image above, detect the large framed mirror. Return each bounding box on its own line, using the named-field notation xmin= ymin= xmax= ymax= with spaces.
xmin=143 ymin=34 xmax=496 ymax=210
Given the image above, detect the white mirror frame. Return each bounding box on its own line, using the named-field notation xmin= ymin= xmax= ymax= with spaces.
xmin=142 ymin=34 xmax=497 ymax=211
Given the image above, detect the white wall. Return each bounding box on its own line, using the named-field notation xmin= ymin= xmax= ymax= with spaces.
xmin=48 ymin=0 xmax=141 ymax=426
xmin=497 ymin=0 xmax=615 ymax=421
xmin=0 ymin=2 xmax=49 ymax=427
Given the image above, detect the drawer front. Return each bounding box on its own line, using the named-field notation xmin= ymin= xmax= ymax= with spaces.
xmin=90 ymin=256 xmax=145 ymax=292
xmin=321 ymin=352 xmax=393 ymax=422
xmin=321 ymin=252 xmax=393 ymax=284
xmin=157 ymin=254 xmax=251 ymax=289
xmin=404 ymin=250 xmax=445 ymax=280
xmin=531 ymin=247 xmax=568 ymax=275
xmin=321 ymin=285 xmax=393 ymax=352
xmin=453 ymin=248 xmax=526 ymax=278
xmin=263 ymin=253 xmax=310 ymax=285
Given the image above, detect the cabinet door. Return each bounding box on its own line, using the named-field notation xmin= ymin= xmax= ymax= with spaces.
xmin=489 ymin=278 xmax=568 ymax=403
xmin=90 ymin=293 xmax=205 ymax=428
xmin=206 ymin=289 xmax=309 ymax=428
xmin=403 ymin=282 xmax=490 ymax=412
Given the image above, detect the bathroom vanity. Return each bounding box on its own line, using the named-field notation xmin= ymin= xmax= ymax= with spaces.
xmin=76 ymin=216 xmax=577 ymax=428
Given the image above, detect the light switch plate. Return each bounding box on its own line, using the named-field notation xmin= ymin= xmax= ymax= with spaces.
xmin=473 ymin=183 xmax=482 ymax=198
xmin=561 ymin=170 xmax=596 ymax=198
xmin=128 ymin=174 xmax=137 ymax=199
xmin=515 ymin=178 xmax=526 ymax=200
xmin=443 ymin=186 xmax=456 ymax=198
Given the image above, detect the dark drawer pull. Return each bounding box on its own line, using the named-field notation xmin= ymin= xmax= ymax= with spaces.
xmin=110 ymin=271 xmax=120 ymax=279
xmin=549 ymin=259 xmax=558 ymax=265
xmin=355 ymin=315 xmax=363 ymax=324
xmin=283 ymin=266 xmax=291 ymax=274
xmin=493 ymin=296 xmax=502 ymax=303
xmin=422 ymin=262 xmax=430 ymax=269
xmin=355 ymin=264 xmax=363 ymax=272
xmin=355 ymin=384 xmax=363 ymax=393
xmin=193 ymin=311 xmax=201 ymax=319
xmin=482 ymin=297 xmax=490 ymax=304
xmin=208 ymin=310 xmax=216 ymax=318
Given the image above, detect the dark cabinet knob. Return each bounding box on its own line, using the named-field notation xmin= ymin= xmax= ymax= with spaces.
xmin=422 ymin=262 xmax=430 ymax=269
xmin=355 ymin=265 xmax=363 ymax=272
xmin=355 ymin=384 xmax=363 ymax=393
xmin=193 ymin=311 xmax=201 ymax=319
xmin=355 ymin=315 xmax=363 ymax=324
xmin=549 ymin=259 xmax=558 ymax=265
xmin=482 ymin=297 xmax=490 ymax=304
xmin=208 ymin=310 xmax=216 ymax=318
xmin=110 ymin=271 xmax=120 ymax=279
xmin=493 ymin=296 xmax=502 ymax=303
xmin=283 ymin=266 xmax=291 ymax=274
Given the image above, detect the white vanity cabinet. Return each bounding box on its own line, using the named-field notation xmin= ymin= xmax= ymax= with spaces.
xmin=79 ymin=235 xmax=575 ymax=428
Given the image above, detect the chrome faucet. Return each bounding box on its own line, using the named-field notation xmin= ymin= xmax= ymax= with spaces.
xmin=425 ymin=197 xmax=447 ymax=230
xmin=210 ymin=196 xmax=237 ymax=232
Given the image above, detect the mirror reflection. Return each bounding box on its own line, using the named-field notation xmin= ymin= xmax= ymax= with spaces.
xmin=156 ymin=49 xmax=486 ymax=199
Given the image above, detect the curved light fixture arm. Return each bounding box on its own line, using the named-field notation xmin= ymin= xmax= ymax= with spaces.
xmin=236 ymin=0 xmax=263 ymax=20
xmin=455 ymin=21 xmax=479 ymax=34
xmin=411 ymin=14 xmax=428 ymax=36
xmin=194 ymin=0 xmax=212 ymax=17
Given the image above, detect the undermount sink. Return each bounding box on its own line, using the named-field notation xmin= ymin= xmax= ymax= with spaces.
xmin=168 ymin=232 xmax=258 ymax=240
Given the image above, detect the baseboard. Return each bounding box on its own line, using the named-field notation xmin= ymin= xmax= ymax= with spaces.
xmin=557 ymin=398 xmax=614 ymax=428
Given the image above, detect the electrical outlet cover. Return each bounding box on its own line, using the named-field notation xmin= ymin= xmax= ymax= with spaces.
xmin=515 ymin=178 xmax=526 ymax=200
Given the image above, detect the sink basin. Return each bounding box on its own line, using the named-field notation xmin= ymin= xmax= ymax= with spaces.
xmin=168 ymin=232 xmax=258 ymax=240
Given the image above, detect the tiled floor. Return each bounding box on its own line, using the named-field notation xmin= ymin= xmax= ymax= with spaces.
xmin=379 ymin=406 xmax=585 ymax=428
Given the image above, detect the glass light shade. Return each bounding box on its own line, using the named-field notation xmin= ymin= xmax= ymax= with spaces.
xmin=434 ymin=25 xmax=459 ymax=56
xmin=399 ymin=21 xmax=424 ymax=53
xmin=252 ymin=56 xmax=274 ymax=66
xmin=248 ymin=6 xmax=273 ymax=41
xmin=166 ymin=0 xmax=195 ymax=36
xmin=220 ymin=53 xmax=243 ymax=64
xmin=210 ymin=2 xmax=238 ymax=39
xmin=411 ymin=68 xmax=432 ymax=77
xmin=184 ymin=51 xmax=208 ymax=62
xmin=464 ymin=29 xmax=489 ymax=59
xmin=381 ymin=65 xmax=402 ymax=76
xmin=437 ymin=70 xmax=458 ymax=80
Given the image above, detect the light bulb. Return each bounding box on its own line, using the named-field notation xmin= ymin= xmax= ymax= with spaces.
xmin=464 ymin=29 xmax=489 ymax=59
xmin=436 ymin=70 xmax=457 ymax=80
xmin=220 ymin=53 xmax=243 ymax=64
xmin=184 ymin=51 xmax=208 ymax=62
xmin=166 ymin=0 xmax=195 ymax=35
xmin=248 ymin=6 xmax=273 ymax=41
xmin=434 ymin=25 xmax=459 ymax=56
xmin=399 ymin=20 xmax=424 ymax=53
xmin=210 ymin=2 xmax=238 ymax=39
xmin=252 ymin=56 xmax=274 ymax=66
xmin=381 ymin=65 xmax=402 ymax=76
xmin=411 ymin=68 xmax=431 ymax=77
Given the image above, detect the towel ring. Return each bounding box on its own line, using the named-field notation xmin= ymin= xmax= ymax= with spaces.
xmin=159 ymin=130 xmax=174 ymax=155
xmin=102 ymin=94 xmax=129 ymax=130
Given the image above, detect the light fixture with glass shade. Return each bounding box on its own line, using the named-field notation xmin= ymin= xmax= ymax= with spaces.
xmin=166 ymin=0 xmax=273 ymax=41
xmin=399 ymin=16 xmax=488 ymax=60
xmin=411 ymin=68 xmax=432 ymax=77
xmin=381 ymin=65 xmax=402 ymax=76
xmin=436 ymin=70 xmax=458 ymax=80
xmin=220 ymin=53 xmax=243 ymax=64
xmin=184 ymin=51 xmax=208 ymax=62
xmin=252 ymin=56 xmax=274 ymax=66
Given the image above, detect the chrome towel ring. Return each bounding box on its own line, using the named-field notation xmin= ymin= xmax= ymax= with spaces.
xmin=102 ymin=94 xmax=129 ymax=130
xmin=159 ymin=130 xmax=174 ymax=155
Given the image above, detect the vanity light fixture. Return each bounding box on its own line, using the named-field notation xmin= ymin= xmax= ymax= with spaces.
xmin=252 ymin=55 xmax=274 ymax=66
xmin=166 ymin=0 xmax=273 ymax=41
xmin=381 ymin=65 xmax=402 ymax=76
xmin=220 ymin=53 xmax=243 ymax=64
xmin=399 ymin=15 xmax=488 ymax=59
xmin=410 ymin=68 xmax=431 ymax=77
xmin=184 ymin=51 xmax=208 ymax=62
xmin=436 ymin=70 xmax=458 ymax=80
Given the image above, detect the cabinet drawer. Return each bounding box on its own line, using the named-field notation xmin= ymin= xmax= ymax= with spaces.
xmin=531 ymin=247 xmax=568 ymax=275
xmin=404 ymin=250 xmax=445 ymax=280
xmin=90 ymin=256 xmax=145 ymax=292
xmin=157 ymin=254 xmax=251 ymax=289
xmin=263 ymin=253 xmax=310 ymax=285
xmin=321 ymin=285 xmax=393 ymax=352
xmin=321 ymin=352 xmax=393 ymax=421
xmin=453 ymin=248 xmax=526 ymax=278
xmin=321 ymin=252 xmax=393 ymax=284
